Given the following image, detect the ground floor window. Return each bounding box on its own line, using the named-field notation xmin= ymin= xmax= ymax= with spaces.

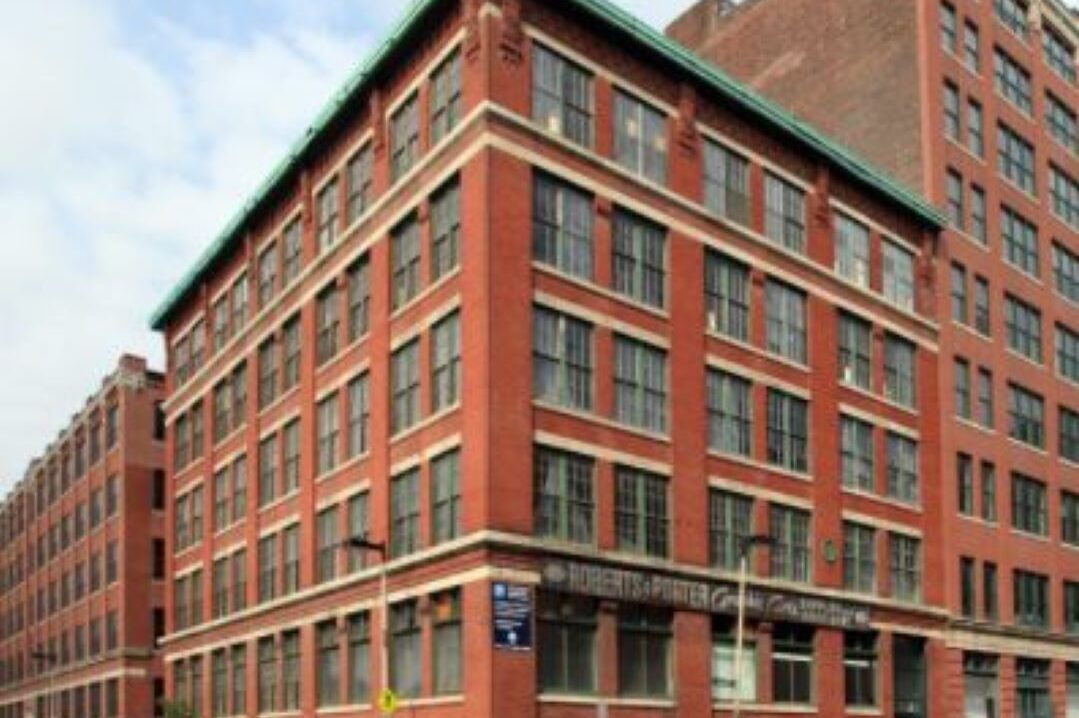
xmin=772 ymin=623 xmax=814 ymax=704
xmin=1067 ymin=663 xmax=1079 ymax=718
xmin=893 ymin=635 xmax=926 ymax=718
xmin=711 ymin=616 xmax=756 ymax=702
xmin=844 ymin=631 xmax=877 ymax=707
xmin=964 ymin=653 xmax=998 ymax=718
xmin=390 ymin=600 xmax=422 ymax=698
xmin=617 ymin=604 xmax=672 ymax=697
xmin=1017 ymin=659 xmax=1051 ymax=718
xmin=537 ymin=592 xmax=597 ymax=694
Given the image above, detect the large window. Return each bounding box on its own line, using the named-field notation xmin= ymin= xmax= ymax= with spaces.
xmin=537 ymin=592 xmax=597 ymax=694
xmin=533 ymin=306 xmax=593 ymax=410
xmin=993 ymin=48 xmax=1032 ymax=114
xmin=430 ymin=180 xmax=461 ymax=281
xmin=1004 ymin=294 xmax=1042 ymax=362
xmin=348 ymin=256 xmax=370 ymax=342
xmin=703 ymin=140 xmax=750 ymax=224
xmin=431 ymin=450 xmax=461 ymax=545
xmin=882 ymin=241 xmax=915 ymax=312
xmin=432 ymin=590 xmax=462 ymax=694
xmin=840 ymin=416 xmax=874 ymax=492
xmin=533 ymin=173 xmax=593 ymax=279
xmin=316 ymin=285 xmax=339 ymax=365
xmin=710 ymin=490 xmax=753 ymax=571
xmin=348 ymin=613 xmax=370 ymax=703
xmin=705 ymin=250 xmax=750 ymax=340
xmin=533 ymin=447 xmax=594 ymax=544
xmin=884 ymin=335 xmax=916 ymax=408
xmin=1017 ymin=659 xmax=1051 ymax=718
xmin=1044 ymin=25 xmax=1077 ymax=83
xmin=1002 ymin=206 xmax=1039 ymax=278
xmin=1011 ymin=473 xmax=1047 ymax=536
xmin=837 ymin=312 xmax=871 ymax=389
xmin=995 ymin=0 xmax=1029 ymax=37
xmin=964 ymin=653 xmax=999 ymax=718
xmin=618 ymin=605 xmax=672 ymax=697
xmin=391 ymin=215 xmax=421 ymax=310
xmin=843 ymin=522 xmax=876 ymax=594
xmin=257 ymin=637 xmax=276 ymax=713
xmin=764 ymin=174 xmax=806 ymax=253
xmin=772 ymin=624 xmax=814 ymax=704
xmin=712 ymin=617 xmax=757 ymax=702
xmin=613 ymin=336 xmax=668 ymax=433
xmin=316 ymin=178 xmax=338 ymax=252
xmin=997 ymin=125 xmax=1036 ymax=195
xmin=390 ymin=601 xmax=421 ymax=698
xmin=532 ymin=44 xmax=593 ymax=147
xmin=614 ymin=467 xmax=668 ymax=558
xmin=390 ymin=93 xmax=419 ymax=182
xmin=889 ymin=534 xmax=922 ymax=603
xmin=431 ymin=312 xmax=461 ymax=411
xmin=391 ymin=340 xmax=420 ymax=435
xmin=1047 ymin=92 xmax=1078 ymax=154
xmin=316 ymin=393 xmax=339 ymax=476
xmin=1013 ymin=571 xmax=1049 ymax=629
xmin=707 ymin=369 xmax=752 ymax=457
xmin=1055 ymin=242 xmax=1079 ymax=302
xmin=612 ymin=209 xmax=666 ymax=308
xmin=766 ymin=280 xmax=807 ymax=364
xmin=1058 ymin=325 xmax=1079 ymax=382
xmin=346 ymin=146 xmax=373 ymax=223
xmin=317 ymin=507 xmax=338 ymax=583
xmin=770 ymin=505 xmax=811 ymax=583
xmin=613 ymin=90 xmax=667 ymax=184
xmin=429 ymin=50 xmax=461 ymax=145
xmin=766 ymin=389 xmax=809 ymax=473
xmin=1051 ymin=166 xmax=1079 ymax=230
xmin=845 ymin=632 xmax=878 ymax=708
xmin=347 ymin=374 xmax=369 ymax=459
xmin=390 ymin=470 xmax=420 ymax=559
xmin=1008 ymin=384 xmax=1044 ymax=448
xmin=317 ymin=621 xmax=340 ymax=707
xmin=1066 ymin=490 xmax=1079 ymax=547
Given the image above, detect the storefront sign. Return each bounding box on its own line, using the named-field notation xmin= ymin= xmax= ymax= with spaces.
xmin=541 ymin=559 xmax=870 ymax=629
xmin=492 ymin=582 xmax=533 ymax=650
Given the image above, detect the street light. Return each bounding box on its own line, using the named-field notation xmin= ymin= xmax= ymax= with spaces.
xmin=30 ymin=651 xmax=57 ymax=718
xmin=732 ymin=534 xmax=774 ymax=718
xmin=343 ymin=536 xmax=389 ymax=703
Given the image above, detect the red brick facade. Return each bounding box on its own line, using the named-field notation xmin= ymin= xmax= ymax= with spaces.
xmin=671 ymin=1 xmax=1079 ymax=716
xmin=153 ymin=1 xmax=949 ymax=718
xmin=0 ymin=355 xmax=167 ymax=718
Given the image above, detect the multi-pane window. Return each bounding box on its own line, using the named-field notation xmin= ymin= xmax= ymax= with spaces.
xmin=612 ymin=209 xmax=666 ymax=308
xmin=391 ymin=340 xmax=420 ymax=434
xmin=971 ymin=185 xmax=987 ymax=243
xmin=614 ymin=467 xmax=668 ymax=558
xmin=835 ymin=213 xmax=870 ymax=287
xmin=840 ymin=416 xmax=875 ymax=492
xmin=1057 ymin=324 xmax=1079 ymax=382
xmin=882 ymin=241 xmax=915 ymax=312
xmin=946 ymin=169 xmax=965 ymax=229
xmin=316 ymin=393 xmax=339 ymax=476
xmin=1011 ymin=473 xmax=1047 ymax=536
xmin=1013 ymin=571 xmax=1049 ymax=629
xmin=258 ymin=436 xmax=277 ymax=507
xmin=977 ymin=368 xmax=994 ymax=428
xmin=889 ymin=534 xmax=921 ymax=603
xmin=316 ymin=178 xmax=338 ymax=252
xmin=282 ymin=420 xmax=299 ymax=494
xmin=884 ymin=335 xmax=916 ymax=407
xmin=348 ymin=613 xmax=371 ymax=702
xmin=1068 ymin=582 xmax=1079 ymax=634
xmin=707 ymin=369 xmax=752 ymax=457
xmin=231 ymin=275 xmax=249 ymax=334
xmin=431 ymin=450 xmax=461 ymax=545
xmin=770 ymin=505 xmax=811 ymax=583
xmin=390 ymin=601 xmax=421 ymax=697
xmin=983 ymin=562 xmax=998 ymax=621
xmin=943 ymin=83 xmax=960 ymax=142
xmin=430 ymin=180 xmax=460 ymax=281
xmin=765 ymin=280 xmax=807 ymax=364
xmin=1061 ymin=407 xmax=1079 ymax=463
xmin=617 ymin=605 xmax=672 ymax=697
xmin=232 ymin=549 xmax=246 ymax=611
xmin=941 ymin=2 xmax=957 ymax=52
xmin=431 ymin=312 xmax=461 ymax=412
xmin=390 ymin=470 xmax=420 ymax=559
xmin=997 ymin=124 xmax=1035 ymax=194
xmin=432 ymin=590 xmax=462 ymax=694
xmin=995 ymin=0 xmax=1029 ymax=37
xmin=703 ymin=140 xmax=750 ymax=224
xmin=1055 ymin=242 xmax=1079 ymax=302
xmin=704 ymin=250 xmax=750 ymax=340
xmin=843 ymin=522 xmax=876 ymax=594
xmin=283 ymin=524 xmax=299 ymax=594
xmin=844 ymin=632 xmax=878 ymax=708
xmin=532 ymin=44 xmax=594 ymax=147
xmin=974 ymin=276 xmax=991 ymax=336
xmin=533 ymin=306 xmax=592 ymax=410
xmin=951 ymin=262 xmax=968 ymax=324
xmin=981 ymin=462 xmax=998 ymax=523
xmin=613 ymin=90 xmax=667 ymax=184
xmin=1008 ymin=384 xmax=1044 ymax=448
xmin=429 ymin=50 xmax=461 ymax=145
xmin=1044 ymin=25 xmax=1077 ymax=83
xmin=767 ymin=389 xmax=808 ymax=473
xmin=838 ymin=312 xmax=871 ymax=389
xmin=282 ymin=630 xmax=300 ymax=710
xmin=772 ymin=624 xmax=814 ymax=704
xmin=537 ymin=592 xmax=597 ymax=694
xmin=317 ymin=621 xmax=340 ymax=707
xmin=709 ymin=490 xmax=753 ymax=571
xmin=347 ymin=494 xmax=369 ymax=573
xmin=347 ymin=374 xmax=369 ymax=459
xmin=1004 ymin=294 xmax=1042 ymax=362
xmin=212 ymin=298 xmax=229 ymax=352
xmin=317 ymin=507 xmax=338 ymax=583
xmin=960 ymin=557 xmax=976 ymax=617
xmin=283 ymin=219 xmax=302 ymax=285
xmin=283 ymin=315 xmax=300 ymax=390
xmin=258 ymin=338 xmax=278 ymax=409
xmin=347 ymin=256 xmax=370 ymax=342
xmin=993 ymin=49 xmax=1032 ymax=114
xmin=1047 ymin=93 xmax=1078 ymax=154
xmin=390 ymin=93 xmax=419 ymax=182
xmin=764 ymin=174 xmax=806 ymax=253
xmin=967 ymin=99 xmax=984 ymax=158
xmin=1062 ymin=491 xmax=1079 ymax=545
xmin=1050 ymin=166 xmax=1079 ymax=230
xmin=1001 ymin=206 xmax=1039 ymax=277
xmin=533 ymin=172 xmax=593 ymax=279
xmin=346 ymin=146 xmax=373 ymax=223
xmin=958 ymin=453 xmax=975 ymax=515
xmin=533 ymin=447 xmax=594 ymax=544
xmin=1016 ymin=659 xmax=1051 ymax=718
xmin=391 ymin=215 xmax=421 ymax=310
xmin=613 ymin=336 xmax=668 ymax=432
xmin=955 ymin=358 xmax=972 ymax=419
xmin=257 ymin=637 xmax=276 ymax=713
xmin=258 ymin=536 xmax=276 ymax=603
xmin=316 ymin=285 xmax=339 ymax=365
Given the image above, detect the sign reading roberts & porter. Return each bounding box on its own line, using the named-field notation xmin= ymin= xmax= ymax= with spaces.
xmin=541 ymin=559 xmax=871 ymax=629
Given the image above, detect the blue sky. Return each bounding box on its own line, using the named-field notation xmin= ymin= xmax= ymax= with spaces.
xmin=0 ymin=0 xmax=685 ymax=489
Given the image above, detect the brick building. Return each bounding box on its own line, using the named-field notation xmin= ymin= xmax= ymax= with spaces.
xmin=0 ymin=355 xmax=167 ymax=718
xmin=668 ymin=0 xmax=1079 ymax=716
xmin=150 ymin=1 xmax=950 ymax=717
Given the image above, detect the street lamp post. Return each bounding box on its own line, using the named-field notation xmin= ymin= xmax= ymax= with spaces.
xmin=30 ymin=651 xmax=58 ymax=718
xmin=732 ymin=534 xmax=774 ymax=718
xmin=344 ymin=536 xmax=389 ymax=702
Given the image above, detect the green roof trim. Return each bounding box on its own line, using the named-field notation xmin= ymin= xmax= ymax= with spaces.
xmin=150 ymin=0 xmax=945 ymax=331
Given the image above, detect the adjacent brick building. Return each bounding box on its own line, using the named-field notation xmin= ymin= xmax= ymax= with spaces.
xmin=0 ymin=355 xmax=167 ymax=718
xmin=150 ymin=1 xmax=950 ymax=717
xmin=669 ymin=1 xmax=1079 ymax=716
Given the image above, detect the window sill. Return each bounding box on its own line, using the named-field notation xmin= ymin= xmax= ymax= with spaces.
xmin=533 ymin=400 xmax=671 ymax=444
xmin=389 ymin=403 xmax=461 ymax=445
xmin=1010 ymin=528 xmax=1051 ymax=544
xmin=532 ymin=262 xmax=671 ymax=321
xmin=840 ymin=487 xmax=922 ymax=514
xmin=713 ymin=702 xmax=817 ymax=714
xmin=707 ymin=450 xmax=812 ymax=484
xmin=388 ymin=267 xmax=461 ymax=324
xmin=539 ymin=695 xmax=675 ymax=708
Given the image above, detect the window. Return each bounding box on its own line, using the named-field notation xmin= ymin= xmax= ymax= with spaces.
xmin=317 ymin=507 xmax=338 ymax=583
xmin=845 ymin=632 xmax=878 ymax=708
xmin=258 ymin=536 xmax=276 ymax=603
xmin=348 ymin=613 xmax=371 ymax=703
xmin=1001 ymin=206 xmax=1039 ymax=277
xmin=316 ymin=393 xmax=339 ymax=475
xmin=704 ymin=250 xmax=750 ymax=340
xmin=1008 ymin=384 xmax=1044 ymax=448
xmin=347 ymin=493 xmax=369 ymax=572
xmin=941 ymin=2 xmax=957 ymax=52
xmin=1047 ymin=93 xmax=1078 ymax=154
xmin=840 ymin=416 xmax=874 ymax=492
xmin=431 ymin=312 xmax=461 ymax=411
xmin=432 ymin=590 xmax=462 ymax=694
xmin=981 ymin=462 xmax=998 ymax=523
xmin=993 ymin=48 xmax=1032 ymax=114
xmin=391 ymin=340 xmax=420 ymax=434
xmin=964 ymin=654 xmax=999 ymax=718
xmin=1011 ymin=473 xmax=1047 ymax=536
xmin=347 ymin=374 xmax=369 ymax=459
xmin=943 ymin=83 xmax=960 ymax=142
xmin=971 ymin=185 xmax=987 ymax=243
xmin=974 ymin=276 xmax=991 ymax=336
xmin=347 ymin=256 xmax=370 ymax=341
xmin=257 ymin=245 xmax=277 ymax=310
xmin=431 ymin=450 xmax=461 ymax=545
xmin=282 ymin=315 xmax=300 ymax=390
xmin=430 ymin=180 xmax=460 ymax=281
xmin=613 ymin=90 xmax=667 ymax=184
xmin=983 ymin=563 xmax=998 ymax=621
xmin=282 ymin=420 xmax=299 ymax=494
xmin=533 ymin=306 xmax=593 ymax=410
xmin=533 ymin=446 xmax=594 ymax=544
xmin=346 ymin=146 xmax=373 ymax=223
xmin=1058 ymin=325 xmax=1079 ymax=382
xmin=281 ymin=631 xmax=299 ymax=709
xmin=710 ymin=490 xmax=753 ymax=571
xmin=882 ymin=241 xmax=915 ymax=312
xmin=995 ymin=0 xmax=1028 ymax=37
xmin=316 ymin=178 xmax=338 ymax=252
xmin=390 ymin=601 xmax=421 ymax=698
xmin=231 ymin=363 xmax=247 ymax=430
xmin=617 ymin=605 xmax=672 ymax=698
xmin=537 ymin=592 xmax=597 ymax=694
xmin=390 ymin=93 xmax=419 ymax=182
xmin=712 ymin=617 xmax=757 ymax=702
xmin=843 ymin=522 xmax=876 ymax=594
xmin=948 ymin=170 xmax=966 ymax=232
xmin=532 ymin=44 xmax=593 ymax=147
xmin=1066 ymin=582 xmax=1079 ymax=633
xmin=615 ymin=467 xmax=668 ymax=558
xmin=612 ymin=209 xmax=666 ymax=308
xmin=772 ymin=624 xmax=814 ymax=704
xmin=1056 ymin=243 xmax=1079 ymax=302
xmin=707 ymin=369 xmax=752 ymax=457
xmin=317 ymin=621 xmax=340 ymax=707
xmin=212 ymin=559 xmax=228 ymax=619
xmin=282 ymin=219 xmax=302 ymax=285
xmin=766 ymin=389 xmax=808 ymax=473
xmin=429 ymin=50 xmax=461 ymax=144
xmin=889 ymin=534 xmax=921 ymax=603
xmin=884 ymin=335 xmax=916 ymax=407
xmin=257 ymin=637 xmax=276 ymax=713
xmin=533 ymin=172 xmax=593 ymax=279
xmin=766 ymin=280 xmax=807 ymax=363
xmin=837 ymin=312 xmax=871 ymax=389
xmin=951 ymin=262 xmax=968 ymax=324
xmin=1004 ymin=295 xmax=1042 ymax=362
xmin=390 ymin=469 xmax=420 ymax=559
xmin=1051 ymin=166 xmax=1079 ymax=230
xmin=835 ymin=213 xmax=870 ymax=287
xmin=955 ymin=358 xmax=971 ymax=419
xmin=231 ymin=274 xmax=249 ymax=334
xmin=283 ymin=524 xmax=299 ymax=595
xmin=212 ymin=650 xmax=228 ymax=717
xmin=258 ymin=338 xmax=278 ymax=409
xmin=997 ymin=124 xmax=1035 ymax=194
xmin=232 ymin=549 xmax=246 ymax=612
xmin=1013 ymin=571 xmax=1049 ymax=629
xmin=315 ymin=286 xmax=339 ymax=366
xmin=770 ymin=505 xmax=811 ymax=583
xmin=964 ymin=21 xmax=980 ymax=70
xmin=703 ymin=140 xmax=750 ymax=224
xmin=1044 ymin=25 xmax=1077 ymax=83
xmin=1017 ymin=659 xmax=1051 ymax=718
xmin=391 ymin=215 xmax=421 ymax=310
xmin=764 ymin=174 xmax=806 ymax=253
xmin=961 ymin=557 xmax=976 ymax=617
xmin=613 ymin=336 xmax=668 ymax=432
xmin=977 ymin=368 xmax=994 ymax=428
xmin=1064 ymin=409 xmax=1079 ymax=464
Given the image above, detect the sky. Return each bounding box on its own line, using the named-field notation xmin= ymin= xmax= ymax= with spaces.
xmin=0 ymin=0 xmax=685 ymax=489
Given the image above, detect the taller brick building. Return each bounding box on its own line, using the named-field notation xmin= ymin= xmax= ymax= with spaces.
xmin=0 ymin=355 xmax=167 ymax=718
xmin=150 ymin=1 xmax=950 ymax=717
xmin=669 ymin=1 xmax=1079 ymax=717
